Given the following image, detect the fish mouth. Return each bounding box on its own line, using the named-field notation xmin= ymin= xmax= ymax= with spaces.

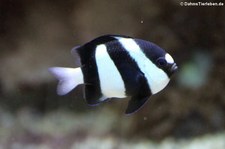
xmin=170 ymin=63 xmax=178 ymax=73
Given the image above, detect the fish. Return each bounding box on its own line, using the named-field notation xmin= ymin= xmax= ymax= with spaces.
xmin=49 ymin=34 xmax=178 ymax=114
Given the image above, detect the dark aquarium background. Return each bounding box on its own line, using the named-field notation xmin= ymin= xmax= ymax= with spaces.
xmin=0 ymin=0 xmax=224 ymax=148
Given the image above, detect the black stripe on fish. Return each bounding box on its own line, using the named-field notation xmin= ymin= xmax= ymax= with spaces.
xmin=76 ymin=44 xmax=102 ymax=105
xmin=134 ymin=39 xmax=171 ymax=77
xmin=105 ymin=40 xmax=152 ymax=114
xmin=75 ymin=35 xmax=133 ymax=105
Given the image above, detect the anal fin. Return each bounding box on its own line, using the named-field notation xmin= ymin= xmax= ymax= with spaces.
xmin=125 ymin=95 xmax=150 ymax=114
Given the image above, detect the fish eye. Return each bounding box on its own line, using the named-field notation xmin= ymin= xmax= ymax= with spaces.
xmin=156 ymin=58 xmax=167 ymax=67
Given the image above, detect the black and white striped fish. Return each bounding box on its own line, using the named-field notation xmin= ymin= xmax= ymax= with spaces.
xmin=49 ymin=35 xmax=178 ymax=114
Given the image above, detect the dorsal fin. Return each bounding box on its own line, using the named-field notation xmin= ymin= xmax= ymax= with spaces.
xmin=71 ymin=35 xmax=133 ymax=57
xmin=86 ymin=34 xmax=132 ymax=46
xmin=71 ymin=46 xmax=81 ymax=57
xmin=108 ymin=34 xmax=133 ymax=38
xmin=87 ymin=35 xmax=117 ymax=45
xmin=71 ymin=46 xmax=82 ymax=66
xmin=72 ymin=35 xmax=132 ymax=65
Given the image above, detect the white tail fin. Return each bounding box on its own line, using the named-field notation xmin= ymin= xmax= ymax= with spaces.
xmin=49 ymin=67 xmax=83 ymax=95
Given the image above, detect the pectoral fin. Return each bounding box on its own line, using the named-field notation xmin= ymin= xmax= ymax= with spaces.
xmin=125 ymin=95 xmax=150 ymax=114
